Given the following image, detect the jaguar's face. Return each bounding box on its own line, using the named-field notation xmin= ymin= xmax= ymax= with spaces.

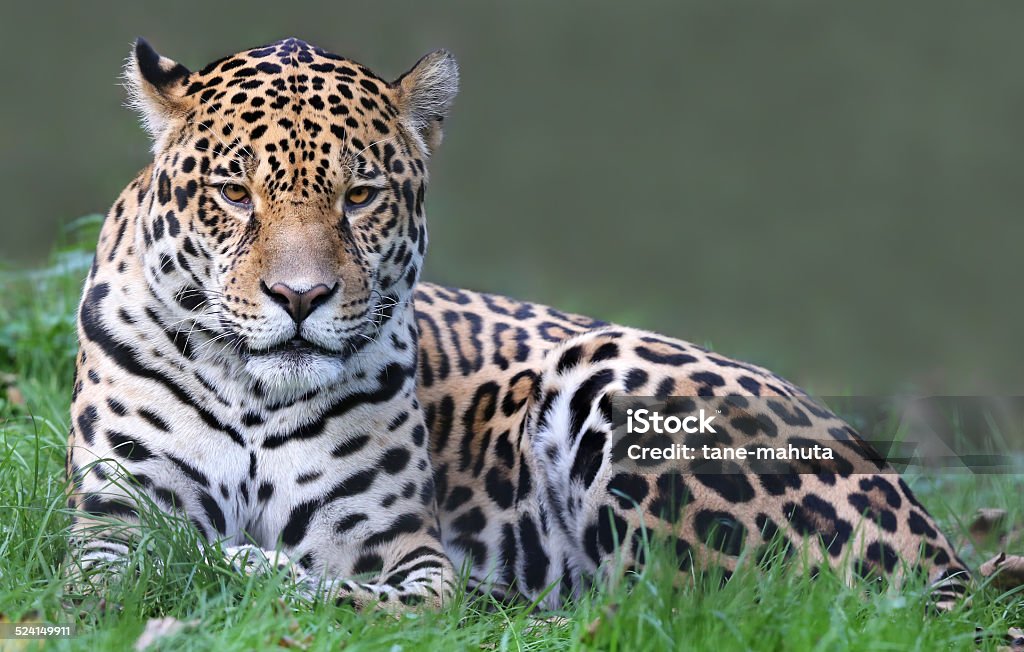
xmin=127 ymin=38 xmax=457 ymax=393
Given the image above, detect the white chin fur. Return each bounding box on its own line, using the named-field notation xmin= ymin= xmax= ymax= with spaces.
xmin=243 ymin=350 xmax=346 ymax=397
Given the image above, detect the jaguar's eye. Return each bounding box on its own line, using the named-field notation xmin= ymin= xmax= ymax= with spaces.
xmin=345 ymin=186 xmax=378 ymax=208
xmin=220 ymin=183 xmax=252 ymax=206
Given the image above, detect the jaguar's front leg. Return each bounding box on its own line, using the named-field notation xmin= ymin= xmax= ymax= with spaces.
xmin=260 ymin=388 xmax=457 ymax=611
xmin=318 ymin=537 xmax=455 ymax=610
xmin=288 ymin=528 xmax=455 ymax=610
xmin=223 ymin=539 xmax=454 ymax=610
xmin=222 ymin=545 xmax=307 ymax=582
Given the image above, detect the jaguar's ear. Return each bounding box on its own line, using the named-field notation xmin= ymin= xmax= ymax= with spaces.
xmin=394 ymin=49 xmax=459 ymax=156
xmin=124 ymin=38 xmax=192 ymax=146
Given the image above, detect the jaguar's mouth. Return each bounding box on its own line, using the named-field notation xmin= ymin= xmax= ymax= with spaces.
xmin=240 ymin=334 xmax=352 ymax=396
xmin=243 ymin=335 xmax=357 ymax=362
xmin=251 ymin=336 xmax=324 ymax=357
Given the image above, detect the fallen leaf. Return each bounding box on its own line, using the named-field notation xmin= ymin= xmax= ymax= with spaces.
xmin=979 ymin=553 xmax=1024 ymax=589
xmin=582 ymin=604 xmax=619 ymax=643
xmin=133 ymin=617 xmax=198 ymax=650
xmin=1003 ymin=527 xmax=1024 ymax=551
xmin=5 ymin=385 xmax=24 ymax=406
xmin=969 ymin=508 xmax=1009 ymax=545
xmin=277 ymin=634 xmax=312 ymax=650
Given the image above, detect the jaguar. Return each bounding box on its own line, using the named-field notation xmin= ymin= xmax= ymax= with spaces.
xmin=65 ymin=37 xmax=969 ymax=609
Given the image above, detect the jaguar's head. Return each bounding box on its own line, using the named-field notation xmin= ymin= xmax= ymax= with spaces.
xmin=124 ymin=38 xmax=457 ymax=393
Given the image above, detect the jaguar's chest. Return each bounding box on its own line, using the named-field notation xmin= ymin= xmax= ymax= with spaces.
xmin=130 ymin=359 xmax=412 ymax=537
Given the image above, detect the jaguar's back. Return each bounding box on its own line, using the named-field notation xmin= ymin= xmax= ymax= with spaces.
xmin=411 ymin=283 xmax=968 ymax=604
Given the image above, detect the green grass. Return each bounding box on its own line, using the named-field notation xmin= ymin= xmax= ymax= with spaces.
xmin=1 ymin=219 xmax=1022 ymax=651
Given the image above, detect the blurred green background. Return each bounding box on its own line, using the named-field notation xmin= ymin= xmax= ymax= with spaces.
xmin=1 ymin=1 xmax=1021 ymax=393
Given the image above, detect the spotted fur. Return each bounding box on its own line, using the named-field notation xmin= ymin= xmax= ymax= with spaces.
xmin=66 ymin=37 xmax=969 ymax=610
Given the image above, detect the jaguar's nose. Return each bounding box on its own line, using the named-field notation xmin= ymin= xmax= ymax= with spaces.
xmin=261 ymin=281 xmax=337 ymax=324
